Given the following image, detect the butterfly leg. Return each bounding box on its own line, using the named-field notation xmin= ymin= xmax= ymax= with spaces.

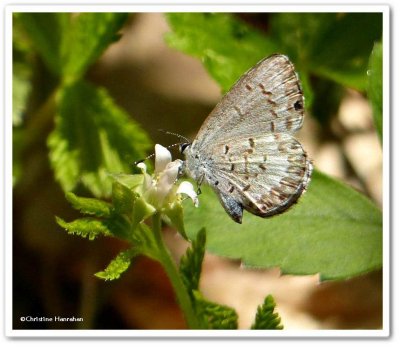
xmin=196 ymin=173 xmax=205 ymax=195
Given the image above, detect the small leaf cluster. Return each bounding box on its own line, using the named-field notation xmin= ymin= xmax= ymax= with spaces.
xmin=56 ymin=170 xmax=193 ymax=280
xmin=13 ymin=13 xmax=151 ymax=195
xmin=179 ymin=229 xmax=283 ymax=329
xmin=57 ymin=183 xmax=283 ymax=329
xmin=56 ymin=176 xmax=152 ymax=280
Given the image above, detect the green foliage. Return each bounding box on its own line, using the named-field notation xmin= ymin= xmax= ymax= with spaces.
xmin=59 ymin=181 xmax=285 ymax=329
xmin=251 ymin=295 xmax=283 ymax=330
xmin=179 ymin=228 xmax=206 ymax=294
xmin=55 ymin=216 xmax=112 ymax=240
xmin=13 ymin=61 xmax=32 ymax=126
xmin=131 ymin=197 xmax=157 ymax=231
xmin=112 ymin=181 xmax=137 ymax=215
xmin=271 ymin=13 xmax=382 ymax=91
xmin=368 ymin=41 xmax=383 ymax=142
xmin=15 ymin=13 xmax=69 ymax=77
xmin=16 ymin=13 xmax=128 ymax=81
xmin=163 ymin=201 xmax=188 ymax=240
xmin=47 ymin=80 xmax=151 ymax=197
xmin=179 ymin=229 xmax=239 ymax=329
xmin=193 ymin=291 xmax=238 ymax=329
xmin=95 ymin=248 xmax=138 ymax=281
xmin=166 ymin=13 xmax=276 ymax=94
xmin=65 ymin=192 xmax=111 ymax=217
xmin=166 ymin=12 xmax=382 ymax=109
xmin=14 ymin=13 xmax=151 ymax=198
xmin=183 ymin=170 xmax=382 ymax=281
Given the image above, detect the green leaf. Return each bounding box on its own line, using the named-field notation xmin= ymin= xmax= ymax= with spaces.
xmin=271 ymin=13 xmax=382 ymax=90
xmin=104 ymin=213 xmax=131 ymax=241
xmin=55 ymin=216 xmax=111 ymax=240
xmin=47 ymin=80 xmax=151 ymax=197
xmin=12 ymin=61 xmax=32 ymax=126
xmin=179 ymin=228 xmax=206 ymax=293
xmin=95 ymin=248 xmax=138 ymax=281
xmin=131 ymin=223 xmax=160 ymax=260
xmin=17 ymin=13 xmax=128 ymax=80
xmin=112 ymin=180 xmax=137 ymax=215
xmin=251 ymin=295 xmax=283 ymax=329
xmin=60 ymin=13 xmax=128 ymax=81
xmin=12 ymin=128 xmax=24 ymax=186
xmin=193 ymin=291 xmax=238 ymax=329
xmin=65 ymin=192 xmax=111 ymax=217
xmin=131 ymin=196 xmax=156 ymax=231
xmin=310 ymin=78 xmax=345 ymax=126
xmin=183 ymin=170 xmax=382 ymax=281
xmin=110 ymin=173 xmax=144 ymax=191
xmin=163 ymin=201 xmax=188 ymax=240
xmin=166 ymin=13 xmax=277 ymax=93
xmin=16 ymin=13 xmax=69 ymax=76
xmin=367 ymin=41 xmax=383 ymax=142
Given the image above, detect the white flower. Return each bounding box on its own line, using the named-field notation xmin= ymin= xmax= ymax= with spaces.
xmin=137 ymin=144 xmax=198 ymax=210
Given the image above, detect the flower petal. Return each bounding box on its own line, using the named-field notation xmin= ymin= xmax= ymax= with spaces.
xmin=177 ymin=181 xmax=199 ymax=207
xmin=137 ymin=162 xmax=152 ymax=191
xmin=155 ymin=144 xmax=172 ymax=174
xmin=156 ymin=160 xmax=182 ymax=203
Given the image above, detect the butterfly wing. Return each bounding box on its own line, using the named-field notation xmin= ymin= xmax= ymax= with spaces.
xmin=191 ymin=54 xmax=305 ymax=152
xmin=184 ymin=54 xmax=311 ymax=223
xmin=206 ymin=133 xmax=312 ymax=223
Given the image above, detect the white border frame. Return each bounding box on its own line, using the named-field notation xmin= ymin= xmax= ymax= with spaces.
xmin=3 ymin=0 xmax=390 ymax=339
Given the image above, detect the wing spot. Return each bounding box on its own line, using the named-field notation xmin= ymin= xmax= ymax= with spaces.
xmin=270 ymin=121 xmax=275 ymax=132
xmin=228 ymin=186 xmax=235 ymax=193
xmin=286 ymin=118 xmax=293 ymax=130
xmin=230 ymin=163 xmax=235 ymax=171
xmin=243 ymin=184 xmax=251 ymax=192
xmin=270 ymin=109 xmax=278 ymax=118
xmin=244 ymin=154 xmax=249 ymax=173
xmin=259 ymin=164 xmax=267 ymax=171
xmin=249 ymin=138 xmax=255 ymax=148
xmin=245 ymin=84 xmax=253 ymax=91
xmin=280 ymin=177 xmax=298 ymax=189
xmin=234 ymin=105 xmax=245 ymax=118
xmin=294 ymin=100 xmax=303 ymax=111
xmin=271 ymin=187 xmax=288 ymax=201
xmin=224 ymin=145 xmax=230 ymax=154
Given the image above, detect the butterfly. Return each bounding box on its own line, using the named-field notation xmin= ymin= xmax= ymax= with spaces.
xmin=180 ymin=54 xmax=313 ymax=223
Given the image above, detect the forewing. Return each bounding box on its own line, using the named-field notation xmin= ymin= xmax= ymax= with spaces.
xmin=192 ymin=54 xmax=305 ymax=151
xmin=209 ymin=133 xmax=312 ymax=218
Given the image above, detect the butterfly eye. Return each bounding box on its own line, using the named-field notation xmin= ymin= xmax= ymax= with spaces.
xmin=179 ymin=143 xmax=191 ymax=153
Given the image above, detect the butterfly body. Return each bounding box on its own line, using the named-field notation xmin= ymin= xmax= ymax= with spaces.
xmin=182 ymin=54 xmax=312 ymax=223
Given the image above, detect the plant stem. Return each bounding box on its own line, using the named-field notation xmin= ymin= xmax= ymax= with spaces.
xmin=151 ymin=213 xmax=201 ymax=329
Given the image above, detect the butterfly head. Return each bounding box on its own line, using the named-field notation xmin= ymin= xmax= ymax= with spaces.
xmin=179 ymin=142 xmax=191 ymax=155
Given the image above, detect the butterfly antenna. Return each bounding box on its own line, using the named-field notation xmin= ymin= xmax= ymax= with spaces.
xmin=134 ymin=131 xmax=190 ymax=165
xmin=133 ymin=152 xmax=155 ymax=165
xmin=158 ymin=129 xmax=190 ymax=144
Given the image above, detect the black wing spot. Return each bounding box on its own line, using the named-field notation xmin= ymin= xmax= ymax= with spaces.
xmin=294 ymin=100 xmax=303 ymax=111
